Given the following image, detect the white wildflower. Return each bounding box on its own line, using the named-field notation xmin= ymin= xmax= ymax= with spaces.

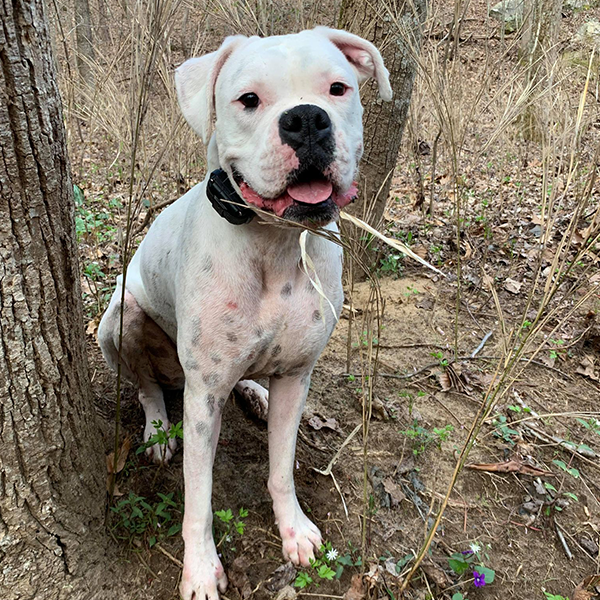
xmin=326 ymin=548 xmax=339 ymax=562
xmin=469 ymin=542 xmax=481 ymax=554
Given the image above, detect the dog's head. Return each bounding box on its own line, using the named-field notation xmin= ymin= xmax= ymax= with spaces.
xmin=176 ymin=27 xmax=392 ymax=226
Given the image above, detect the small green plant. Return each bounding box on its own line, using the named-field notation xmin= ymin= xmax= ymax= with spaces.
xmin=214 ymin=507 xmax=248 ymax=551
xmin=548 ymin=338 xmax=566 ymax=360
xmin=110 ymin=491 xmax=183 ymax=546
xmin=294 ymin=542 xmax=360 ymax=589
xmin=552 ymin=459 xmax=580 ymax=479
xmin=137 ymin=419 xmax=183 ymax=458
xmin=448 ymin=543 xmax=495 ymax=595
xmin=544 ymin=593 xmax=569 ymax=600
xmin=378 ymin=253 xmax=403 ymax=278
xmin=430 ymin=350 xmax=449 ymax=367
xmin=492 ymin=415 xmax=519 ymax=445
xmin=401 ymin=420 xmax=454 ymax=456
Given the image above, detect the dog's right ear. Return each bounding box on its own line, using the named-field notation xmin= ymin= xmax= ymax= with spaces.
xmin=175 ymin=36 xmax=246 ymax=145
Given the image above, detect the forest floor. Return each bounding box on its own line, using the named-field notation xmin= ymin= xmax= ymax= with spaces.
xmin=62 ymin=0 xmax=600 ymax=598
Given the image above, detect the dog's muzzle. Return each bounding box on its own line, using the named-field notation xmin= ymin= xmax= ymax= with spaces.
xmin=279 ymin=104 xmax=334 ymax=172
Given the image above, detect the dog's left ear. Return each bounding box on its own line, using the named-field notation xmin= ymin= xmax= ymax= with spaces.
xmin=175 ymin=35 xmax=247 ymax=145
xmin=313 ymin=27 xmax=393 ymax=102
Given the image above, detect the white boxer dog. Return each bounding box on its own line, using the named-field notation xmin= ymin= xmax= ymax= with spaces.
xmin=98 ymin=26 xmax=391 ymax=600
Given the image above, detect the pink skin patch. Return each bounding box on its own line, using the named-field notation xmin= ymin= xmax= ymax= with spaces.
xmin=239 ymin=180 xmax=358 ymax=217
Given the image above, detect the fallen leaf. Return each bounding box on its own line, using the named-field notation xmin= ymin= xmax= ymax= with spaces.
xmin=106 ymin=437 xmax=132 ymax=474
xmin=573 ymin=574 xmax=600 ymax=600
xmin=343 ymin=574 xmax=366 ymax=600
xmin=422 ymin=563 xmax=451 ymax=588
xmin=466 ymin=459 xmax=554 ymax=477
xmin=86 ymin=315 xmax=101 ymax=337
xmin=265 ymin=562 xmax=297 ymax=593
xmin=274 ymin=585 xmax=297 ymax=600
xmin=576 ymin=355 xmax=599 ymax=381
xmin=504 ymin=278 xmax=523 ymax=294
xmin=383 ymin=478 xmax=406 ymax=507
xmin=412 ymin=244 xmax=428 ymax=260
xmin=307 ymin=415 xmax=341 ymax=433
xmin=229 ymin=556 xmax=253 ymax=599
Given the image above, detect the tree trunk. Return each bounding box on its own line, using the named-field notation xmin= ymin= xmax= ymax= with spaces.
xmin=74 ymin=0 xmax=96 ymax=88
xmin=338 ymin=0 xmax=427 ymax=272
xmin=0 ymin=0 xmax=107 ymax=598
xmin=521 ymin=0 xmax=563 ymax=140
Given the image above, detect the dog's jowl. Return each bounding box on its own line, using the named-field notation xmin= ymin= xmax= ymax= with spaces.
xmin=98 ymin=26 xmax=391 ymax=600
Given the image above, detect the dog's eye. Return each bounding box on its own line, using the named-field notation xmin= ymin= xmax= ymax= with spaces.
xmin=239 ymin=93 xmax=260 ymax=109
xmin=329 ymin=82 xmax=347 ymax=97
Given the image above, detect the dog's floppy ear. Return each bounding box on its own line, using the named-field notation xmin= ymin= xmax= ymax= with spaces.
xmin=175 ymin=36 xmax=246 ymax=145
xmin=313 ymin=26 xmax=392 ymax=102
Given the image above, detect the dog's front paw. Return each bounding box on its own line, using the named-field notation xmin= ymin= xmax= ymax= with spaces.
xmin=274 ymin=500 xmax=322 ymax=566
xmin=144 ymin=420 xmax=177 ymax=464
xmin=180 ymin=547 xmax=228 ymax=600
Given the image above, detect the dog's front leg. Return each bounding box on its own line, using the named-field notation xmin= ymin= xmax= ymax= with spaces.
xmin=267 ymin=372 xmax=322 ymax=566
xmin=180 ymin=377 xmax=230 ymax=600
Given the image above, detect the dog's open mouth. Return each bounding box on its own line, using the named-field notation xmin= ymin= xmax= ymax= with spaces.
xmin=233 ymin=168 xmax=357 ymax=218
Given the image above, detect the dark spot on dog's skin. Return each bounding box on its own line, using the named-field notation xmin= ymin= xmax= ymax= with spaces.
xmin=191 ymin=324 xmax=201 ymax=347
xmin=218 ymin=396 xmax=227 ymax=410
xmin=195 ymin=421 xmax=208 ymax=437
xmin=280 ymin=282 xmax=292 ymax=298
xmin=255 ymin=327 xmax=264 ymax=338
xmin=185 ymin=358 xmax=200 ymax=371
xmin=271 ymin=344 xmax=282 ymax=357
xmin=226 ymin=332 xmax=238 ymax=343
xmin=247 ymin=351 xmax=255 ymax=361
xmin=201 ymin=255 xmax=213 ymax=273
xmin=206 ymin=394 xmax=216 ymax=415
xmin=312 ymin=310 xmax=322 ymax=322
xmin=203 ymin=372 xmax=219 ymax=387
xmin=211 ymin=354 xmax=222 ymax=364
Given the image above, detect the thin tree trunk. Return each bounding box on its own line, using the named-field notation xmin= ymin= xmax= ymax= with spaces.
xmin=521 ymin=0 xmax=563 ymax=140
xmin=0 ymin=0 xmax=107 ymax=597
xmin=338 ymin=0 xmax=427 ymax=272
xmin=74 ymin=0 xmax=96 ymax=88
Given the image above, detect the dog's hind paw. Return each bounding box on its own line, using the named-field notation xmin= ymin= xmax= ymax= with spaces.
xmin=235 ymin=380 xmax=269 ymax=421
xmin=144 ymin=420 xmax=177 ymax=464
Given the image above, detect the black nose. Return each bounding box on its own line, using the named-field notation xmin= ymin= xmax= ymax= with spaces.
xmin=279 ymin=104 xmax=333 ymax=152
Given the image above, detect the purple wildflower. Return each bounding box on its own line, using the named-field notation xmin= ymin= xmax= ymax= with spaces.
xmin=473 ymin=571 xmax=486 ymax=588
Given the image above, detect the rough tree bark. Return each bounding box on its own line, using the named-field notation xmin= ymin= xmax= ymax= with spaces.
xmin=0 ymin=0 xmax=107 ymax=598
xmin=338 ymin=0 xmax=427 ymax=268
xmin=521 ymin=0 xmax=563 ymax=140
xmin=74 ymin=0 xmax=96 ymax=87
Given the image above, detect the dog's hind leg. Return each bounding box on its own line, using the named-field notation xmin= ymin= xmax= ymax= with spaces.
xmin=99 ymin=284 xmax=183 ymax=463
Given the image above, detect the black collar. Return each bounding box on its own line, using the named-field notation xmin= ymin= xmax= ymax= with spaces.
xmin=206 ymin=169 xmax=255 ymax=225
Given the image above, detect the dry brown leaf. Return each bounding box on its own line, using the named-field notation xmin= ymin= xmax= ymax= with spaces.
xmin=573 ymin=574 xmax=600 ymax=600
xmin=308 ymin=415 xmax=341 ymax=433
xmin=504 ymin=278 xmax=523 ymax=294
xmin=466 ymin=459 xmax=554 ymax=477
xmin=439 ymin=371 xmax=452 ymax=392
xmin=106 ymin=437 xmax=132 ymax=475
xmin=229 ymin=556 xmax=253 ymax=599
xmin=86 ymin=316 xmax=101 ymax=337
xmin=412 ymin=244 xmax=428 ymax=260
xmin=344 ymin=574 xmax=366 ymax=600
xmin=274 ymin=586 xmax=297 ymax=600
xmin=382 ymin=478 xmax=406 ymax=507
xmin=576 ymin=355 xmax=599 ymax=381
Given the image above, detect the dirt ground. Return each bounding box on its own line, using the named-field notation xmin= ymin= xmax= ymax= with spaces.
xmin=62 ymin=0 xmax=600 ymax=598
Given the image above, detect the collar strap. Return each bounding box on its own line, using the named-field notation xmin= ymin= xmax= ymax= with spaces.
xmin=206 ymin=169 xmax=255 ymax=225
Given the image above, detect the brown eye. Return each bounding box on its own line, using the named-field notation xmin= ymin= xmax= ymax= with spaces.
xmin=329 ymin=82 xmax=346 ymax=96
xmin=239 ymin=93 xmax=260 ymax=108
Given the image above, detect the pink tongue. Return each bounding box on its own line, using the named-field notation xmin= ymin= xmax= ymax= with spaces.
xmin=287 ymin=180 xmax=333 ymax=204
